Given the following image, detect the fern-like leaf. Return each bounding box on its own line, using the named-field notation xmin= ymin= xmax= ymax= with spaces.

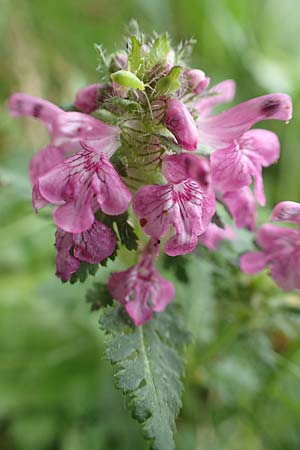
xmin=99 ymin=303 xmax=189 ymax=450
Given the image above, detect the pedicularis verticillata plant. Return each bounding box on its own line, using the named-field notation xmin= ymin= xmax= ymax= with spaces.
xmin=9 ymin=22 xmax=300 ymax=450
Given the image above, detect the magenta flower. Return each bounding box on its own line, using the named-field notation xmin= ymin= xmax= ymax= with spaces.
xmin=199 ymin=223 xmax=234 ymax=250
xmin=240 ymin=224 xmax=300 ymax=291
xmin=9 ymin=93 xmax=120 ymax=154
xmin=165 ymin=98 xmax=199 ymax=150
xmin=211 ymin=129 xmax=280 ymax=205
xmin=133 ymin=154 xmax=215 ymax=256
xmin=271 ymin=201 xmax=300 ymax=224
xmin=108 ymin=239 xmax=175 ymax=325
xmin=74 ymin=83 xmax=104 ymax=113
xmin=29 ymin=145 xmax=65 ymax=210
xmin=197 ymin=93 xmax=292 ymax=151
xmin=38 ymin=143 xmax=132 ymax=233
xmin=55 ymin=220 xmax=116 ymax=281
xmin=223 ymin=187 xmax=257 ymax=231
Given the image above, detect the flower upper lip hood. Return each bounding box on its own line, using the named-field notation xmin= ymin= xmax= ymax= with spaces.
xmin=165 ymin=98 xmax=199 ymax=151
xmin=197 ymin=93 xmax=293 ymax=151
xmin=9 ymin=93 xmax=121 ymax=155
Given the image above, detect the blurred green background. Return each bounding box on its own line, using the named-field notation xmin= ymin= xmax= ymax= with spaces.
xmin=1 ymin=0 xmax=300 ymax=449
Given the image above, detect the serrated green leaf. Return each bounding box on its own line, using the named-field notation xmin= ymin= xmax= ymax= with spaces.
xmin=69 ymin=262 xmax=99 ymax=284
xmin=149 ymin=34 xmax=171 ymax=67
xmin=155 ymin=66 xmax=182 ymax=95
xmin=86 ymin=282 xmax=113 ymax=311
xmin=128 ymin=36 xmax=142 ymax=73
xmin=99 ymin=303 xmax=189 ymax=450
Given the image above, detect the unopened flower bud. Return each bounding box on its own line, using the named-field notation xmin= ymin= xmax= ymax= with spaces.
xmin=165 ymin=98 xmax=199 ymax=150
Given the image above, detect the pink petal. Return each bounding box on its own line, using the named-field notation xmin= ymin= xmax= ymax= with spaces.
xmin=125 ymin=299 xmax=152 ymax=326
xmin=211 ymin=142 xmax=251 ymax=192
xmin=199 ymin=224 xmax=235 ymax=250
xmin=256 ymin=224 xmax=297 ymax=253
xmin=73 ymin=220 xmax=116 ymax=263
xmin=162 ymin=153 xmax=211 ymax=187
xmin=150 ymin=271 xmax=175 ymax=312
xmin=240 ymin=252 xmax=268 ymax=274
xmin=270 ymin=253 xmax=300 ymax=291
xmin=165 ymin=99 xmax=199 ymax=151
xmin=196 ymin=79 xmax=236 ymax=116
xmin=53 ymin=190 xmax=95 ymax=233
xmin=223 ymin=187 xmax=257 ymax=231
xmin=9 ymin=93 xmax=62 ymax=129
xmin=271 ymin=201 xmax=300 ymax=224
xmin=74 ymin=83 xmax=104 ymax=113
xmin=29 ymin=145 xmax=65 ymax=185
xmin=198 ymin=93 xmax=292 ymax=150
xmin=133 ymin=181 xmax=215 ymax=256
xmin=55 ymin=228 xmax=80 ymax=281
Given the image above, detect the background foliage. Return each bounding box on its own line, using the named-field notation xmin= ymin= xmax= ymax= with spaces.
xmin=1 ymin=0 xmax=300 ymax=449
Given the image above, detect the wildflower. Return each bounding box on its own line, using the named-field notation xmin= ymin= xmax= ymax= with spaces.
xmin=108 ymin=239 xmax=175 ymax=325
xmin=55 ymin=220 xmax=116 ymax=281
xmin=240 ymin=201 xmax=300 ymax=290
xmin=38 ymin=142 xmax=132 ymax=233
xmin=165 ymin=98 xmax=199 ymax=150
xmin=9 ymin=93 xmax=120 ymax=154
xmin=211 ymin=129 xmax=280 ymax=205
xmin=133 ymin=154 xmax=215 ymax=256
xmin=196 ymin=79 xmax=235 ymax=115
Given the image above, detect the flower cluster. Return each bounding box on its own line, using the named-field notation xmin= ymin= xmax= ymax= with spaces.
xmin=9 ymin=28 xmax=294 ymax=325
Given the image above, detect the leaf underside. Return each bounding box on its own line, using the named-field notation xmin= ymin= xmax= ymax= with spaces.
xmin=99 ymin=303 xmax=189 ymax=450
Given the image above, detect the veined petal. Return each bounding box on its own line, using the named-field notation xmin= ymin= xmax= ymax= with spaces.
xmin=211 ymin=142 xmax=251 ymax=192
xmin=29 ymin=145 xmax=65 ymax=186
xmin=271 ymin=201 xmax=300 ymax=224
xmin=162 ymin=153 xmax=211 ymax=187
xmin=133 ymin=180 xmax=215 ymax=256
xmin=165 ymin=99 xmax=199 ymax=151
xmin=73 ymin=220 xmax=116 ymax=263
xmin=198 ymin=93 xmax=292 ymax=150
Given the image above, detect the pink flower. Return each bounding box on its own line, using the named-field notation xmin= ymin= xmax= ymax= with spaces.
xmin=133 ymin=155 xmax=215 ymax=256
xmin=74 ymin=83 xmax=105 ymax=113
xmin=271 ymin=201 xmax=300 ymax=224
xmin=197 ymin=93 xmax=292 ymax=151
xmin=108 ymin=239 xmax=175 ymax=326
xmin=55 ymin=220 xmax=116 ymax=281
xmin=223 ymin=187 xmax=257 ymax=231
xmin=199 ymin=223 xmax=234 ymax=250
xmin=211 ymin=129 xmax=280 ymax=205
xmin=29 ymin=145 xmax=65 ymax=210
xmin=9 ymin=93 xmax=120 ymax=154
xmin=241 ymin=225 xmax=300 ymax=291
xmin=38 ymin=142 xmax=132 ymax=233
xmin=185 ymin=69 xmax=210 ymax=94
xmin=165 ymin=99 xmax=199 ymax=150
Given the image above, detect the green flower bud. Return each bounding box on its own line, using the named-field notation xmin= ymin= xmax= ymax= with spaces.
xmin=111 ymin=70 xmax=145 ymax=91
